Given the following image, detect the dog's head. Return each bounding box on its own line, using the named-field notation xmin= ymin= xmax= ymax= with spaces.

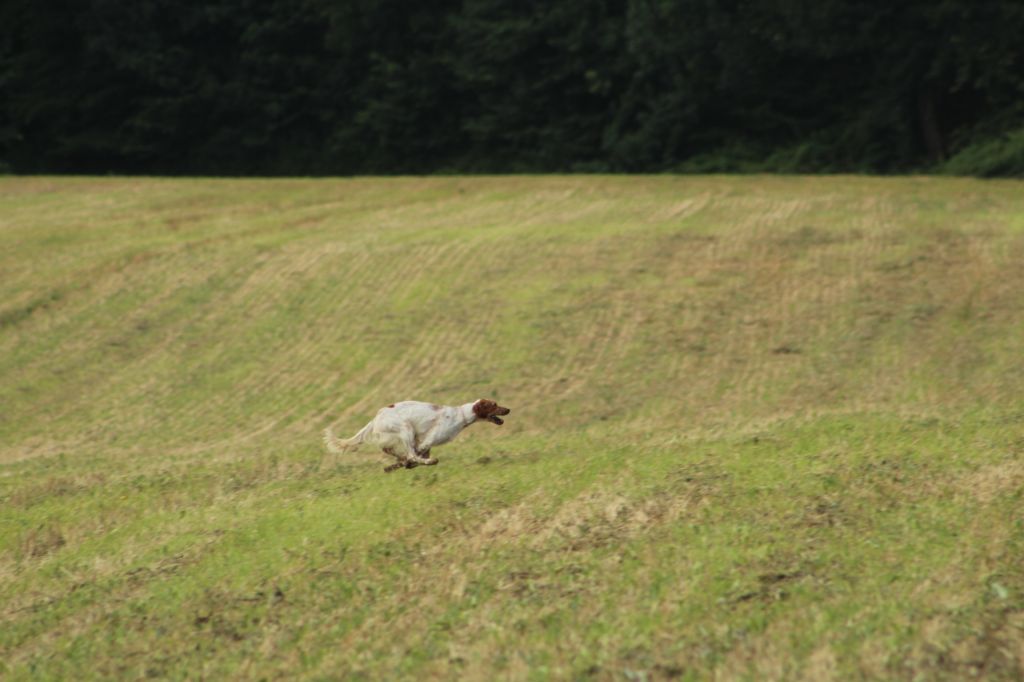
xmin=473 ymin=398 xmax=511 ymax=425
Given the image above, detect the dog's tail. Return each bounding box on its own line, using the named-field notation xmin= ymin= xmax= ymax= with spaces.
xmin=323 ymin=421 xmax=373 ymax=454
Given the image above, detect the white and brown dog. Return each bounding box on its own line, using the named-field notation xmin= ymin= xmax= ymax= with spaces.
xmin=323 ymin=399 xmax=511 ymax=472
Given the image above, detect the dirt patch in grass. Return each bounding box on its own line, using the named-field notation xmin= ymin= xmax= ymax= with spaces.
xmin=960 ymin=460 xmax=1024 ymax=504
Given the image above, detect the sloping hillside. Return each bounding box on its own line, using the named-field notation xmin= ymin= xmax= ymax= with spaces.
xmin=2 ymin=176 xmax=1023 ymax=680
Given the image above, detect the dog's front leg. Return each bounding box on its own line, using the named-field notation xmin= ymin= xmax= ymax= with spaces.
xmin=404 ymin=449 xmax=435 ymax=468
xmin=401 ymin=437 xmax=437 ymax=467
xmin=398 ymin=427 xmax=436 ymax=467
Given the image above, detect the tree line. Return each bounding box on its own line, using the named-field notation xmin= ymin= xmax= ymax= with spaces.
xmin=2 ymin=0 xmax=1023 ymax=176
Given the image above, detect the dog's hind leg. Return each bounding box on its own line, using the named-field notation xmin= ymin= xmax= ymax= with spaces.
xmin=382 ymin=446 xmax=406 ymax=473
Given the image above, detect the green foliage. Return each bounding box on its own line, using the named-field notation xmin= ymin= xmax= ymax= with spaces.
xmin=1 ymin=0 xmax=1023 ymax=174
xmin=941 ymin=128 xmax=1024 ymax=177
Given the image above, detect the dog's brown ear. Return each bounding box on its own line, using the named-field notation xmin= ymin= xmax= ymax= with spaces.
xmin=473 ymin=399 xmax=493 ymax=418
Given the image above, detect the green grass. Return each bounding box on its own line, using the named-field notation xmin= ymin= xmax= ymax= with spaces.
xmin=2 ymin=175 xmax=1023 ymax=680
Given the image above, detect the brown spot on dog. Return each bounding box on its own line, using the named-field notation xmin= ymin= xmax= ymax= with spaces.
xmin=473 ymin=398 xmax=511 ymax=425
xmin=387 ymin=404 xmax=395 ymax=408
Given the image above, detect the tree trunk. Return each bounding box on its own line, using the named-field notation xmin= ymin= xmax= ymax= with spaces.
xmin=918 ymin=87 xmax=945 ymax=162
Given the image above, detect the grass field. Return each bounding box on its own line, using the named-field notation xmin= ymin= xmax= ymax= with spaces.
xmin=2 ymin=175 xmax=1023 ymax=680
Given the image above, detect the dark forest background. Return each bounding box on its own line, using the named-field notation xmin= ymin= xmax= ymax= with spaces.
xmin=2 ymin=0 xmax=1023 ymax=176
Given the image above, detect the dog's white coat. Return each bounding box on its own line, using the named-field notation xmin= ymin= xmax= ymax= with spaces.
xmin=323 ymin=399 xmax=508 ymax=470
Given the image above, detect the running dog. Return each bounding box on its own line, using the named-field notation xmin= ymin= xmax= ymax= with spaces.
xmin=323 ymin=399 xmax=511 ymax=472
